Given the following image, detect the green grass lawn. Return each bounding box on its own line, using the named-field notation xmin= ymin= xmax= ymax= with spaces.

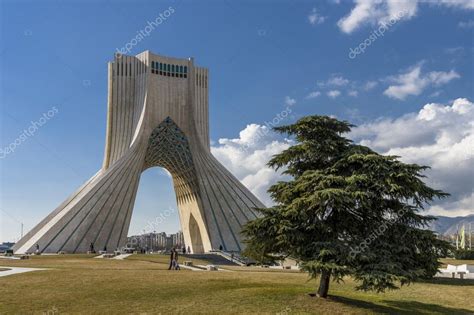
xmin=440 ymin=258 xmax=474 ymax=267
xmin=1 ymin=255 xmax=473 ymax=314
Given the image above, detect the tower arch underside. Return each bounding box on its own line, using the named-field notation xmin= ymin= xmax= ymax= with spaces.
xmin=143 ymin=118 xmax=211 ymax=254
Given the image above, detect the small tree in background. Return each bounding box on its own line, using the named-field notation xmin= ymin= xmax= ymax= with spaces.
xmin=242 ymin=115 xmax=451 ymax=298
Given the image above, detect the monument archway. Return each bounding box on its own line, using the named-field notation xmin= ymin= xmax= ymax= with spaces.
xmin=188 ymin=214 xmax=204 ymax=254
xmin=13 ymin=51 xmax=264 ymax=255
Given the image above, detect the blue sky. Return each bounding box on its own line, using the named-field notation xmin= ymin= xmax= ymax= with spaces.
xmin=1 ymin=0 xmax=473 ymax=242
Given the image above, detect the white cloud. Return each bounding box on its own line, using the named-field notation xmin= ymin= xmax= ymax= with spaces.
xmin=308 ymin=8 xmax=326 ymax=25
xmin=458 ymin=19 xmax=474 ymax=28
xmin=348 ymin=90 xmax=359 ymax=97
xmin=436 ymin=0 xmax=474 ymax=10
xmin=306 ymin=91 xmax=321 ymax=99
xmin=430 ymin=90 xmax=442 ymax=97
xmin=427 ymin=193 xmax=473 ymax=217
xmin=328 ymin=76 xmax=350 ymax=86
xmin=350 ymin=98 xmax=474 ymax=217
xmin=212 ymin=124 xmax=292 ymax=206
xmin=212 ymin=98 xmax=473 ymax=217
xmin=383 ymin=64 xmax=460 ymax=100
xmin=327 ymin=90 xmax=341 ymax=98
xmin=318 ymin=75 xmax=350 ymax=88
xmin=158 ymin=168 xmax=172 ymax=178
xmin=285 ymin=96 xmax=296 ymax=106
xmin=338 ymin=0 xmax=473 ymax=34
xmin=364 ymin=80 xmax=378 ymax=90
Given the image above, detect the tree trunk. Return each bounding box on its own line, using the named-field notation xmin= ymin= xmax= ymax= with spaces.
xmin=317 ymin=270 xmax=331 ymax=298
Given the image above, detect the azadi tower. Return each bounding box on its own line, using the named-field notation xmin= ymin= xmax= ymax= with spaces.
xmin=14 ymin=51 xmax=264 ymax=254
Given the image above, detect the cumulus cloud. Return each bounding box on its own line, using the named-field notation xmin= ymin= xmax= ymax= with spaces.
xmin=350 ymin=98 xmax=474 ymax=217
xmin=212 ymin=99 xmax=473 ymax=217
xmin=315 ymin=75 xmax=354 ymax=99
xmin=383 ymin=64 xmax=460 ymax=100
xmin=348 ymin=90 xmax=359 ymax=97
xmin=306 ymin=91 xmax=321 ymax=99
xmin=458 ymin=19 xmax=474 ymax=28
xmin=212 ymin=124 xmax=292 ymax=206
xmin=327 ymin=90 xmax=341 ymax=98
xmin=338 ymin=0 xmax=473 ymax=34
xmin=308 ymin=8 xmax=326 ymax=25
xmin=319 ymin=75 xmax=350 ymax=87
xmin=436 ymin=0 xmax=474 ymax=10
xmin=364 ymin=80 xmax=378 ymax=90
xmin=158 ymin=168 xmax=172 ymax=178
xmin=285 ymin=96 xmax=296 ymax=106
xmin=338 ymin=0 xmax=417 ymax=33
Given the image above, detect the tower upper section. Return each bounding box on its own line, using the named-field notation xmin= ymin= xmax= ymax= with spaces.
xmin=103 ymin=51 xmax=210 ymax=169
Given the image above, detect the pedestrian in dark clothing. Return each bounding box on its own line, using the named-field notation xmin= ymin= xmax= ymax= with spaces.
xmin=168 ymin=248 xmax=177 ymax=270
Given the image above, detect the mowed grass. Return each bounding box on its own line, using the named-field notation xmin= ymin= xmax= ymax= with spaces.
xmin=440 ymin=258 xmax=474 ymax=267
xmin=0 ymin=255 xmax=473 ymax=314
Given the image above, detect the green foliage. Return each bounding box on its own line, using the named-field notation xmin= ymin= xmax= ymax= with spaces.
xmin=242 ymin=115 xmax=451 ymax=295
xmin=454 ymin=249 xmax=474 ymax=260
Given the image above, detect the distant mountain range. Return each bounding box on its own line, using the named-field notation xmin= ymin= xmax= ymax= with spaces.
xmin=428 ymin=214 xmax=474 ymax=236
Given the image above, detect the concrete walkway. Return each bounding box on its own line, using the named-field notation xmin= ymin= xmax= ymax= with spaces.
xmin=179 ymin=264 xmax=204 ymax=271
xmin=0 ymin=256 xmax=21 ymax=260
xmin=112 ymin=254 xmax=132 ymax=260
xmin=0 ymin=266 xmax=47 ymax=278
xmin=195 ymin=264 xmax=233 ymax=272
xmin=94 ymin=254 xmax=132 ymax=259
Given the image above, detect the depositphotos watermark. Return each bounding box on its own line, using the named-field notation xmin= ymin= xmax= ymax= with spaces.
xmin=349 ymin=11 xmax=406 ymax=60
xmin=241 ymin=105 xmax=292 ymax=153
xmin=348 ymin=208 xmax=407 ymax=259
xmin=144 ymin=207 xmax=176 ymax=233
xmin=276 ymin=306 xmax=292 ymax=315
xmin=42 ymin=306 xmax=58 ymax=315
xmin=123 ymin=207 xmax=176 ymax=250
xmin=1 ymin=107 xmax=59 ymax=159
xmin=115 ymin=6 xmax=175 ymax=57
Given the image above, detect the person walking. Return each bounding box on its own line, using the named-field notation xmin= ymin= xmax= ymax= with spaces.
xmin=168 ymin=248 xmax=176 ymax=270
xmin=174 ymin=249 xmax=180 ymax=270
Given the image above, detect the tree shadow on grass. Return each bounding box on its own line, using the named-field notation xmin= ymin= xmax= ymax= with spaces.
xmin=331 ymin=296 xmax=473 ymax=315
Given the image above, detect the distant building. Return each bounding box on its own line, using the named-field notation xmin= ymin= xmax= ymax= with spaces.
xmin=0 ymin=242 xmax=15 ymax=253
xmin=126 ymin=231 xmax=185 ymax=251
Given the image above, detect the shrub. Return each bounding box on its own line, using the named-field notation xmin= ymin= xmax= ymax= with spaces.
xmin=454 ymin=249 xmax=474 ymax=260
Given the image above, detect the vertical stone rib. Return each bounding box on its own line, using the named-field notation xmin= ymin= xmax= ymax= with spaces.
xmin=52 ymin=151 xmax=139 ymax=253
xmin=197 ymin=150 xmax=253 ymax=222
xmin=73 ymin=145 xmax=145 ymax=252
xmin=39 ymin=153 xmax=134 ymax=253
xmin=193 ymin=152 xmax=240 ymax=251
